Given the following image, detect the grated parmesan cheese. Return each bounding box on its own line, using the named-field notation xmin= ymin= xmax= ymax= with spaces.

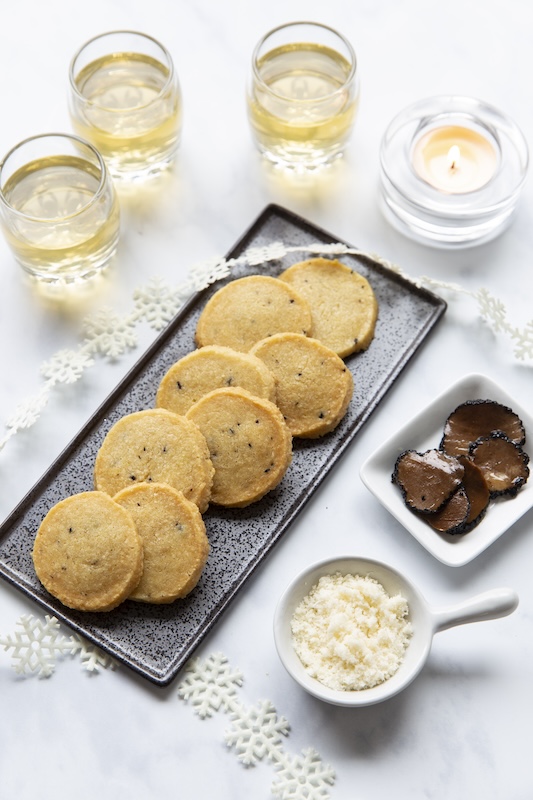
xmin=291 ymin=572 xmax=413 ymax=691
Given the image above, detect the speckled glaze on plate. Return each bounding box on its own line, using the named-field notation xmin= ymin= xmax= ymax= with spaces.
xmin=0 ymin=204 xmax=446 ymax=686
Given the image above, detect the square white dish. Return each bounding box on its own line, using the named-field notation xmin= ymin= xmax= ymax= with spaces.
xmin=360 ymin=374 xmax=532 ymax=566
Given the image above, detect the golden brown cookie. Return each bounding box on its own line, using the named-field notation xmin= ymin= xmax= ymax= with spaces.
xmin=195 ymin=275 xmax=313 ymax=352
xmin=279 ymin=258 xmax=378 ymax=357
xmin=94 ymin=408 xmax=214 ymax=512
xmin=32 ymin=491 xmax=143 ymax=612
xmin=250 ymin=333 xmax=353 ymax=438
xmin=186 ymin=387 xmax=292 ymax=507
xmin=114 ymin=483 xmax=209 ymax=604
xmin=156 ymin=345 xmax=277 ymax=416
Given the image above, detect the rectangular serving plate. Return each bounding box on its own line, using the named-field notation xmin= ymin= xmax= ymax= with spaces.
xmin=0 ymin=204 xmax=446 ymax=685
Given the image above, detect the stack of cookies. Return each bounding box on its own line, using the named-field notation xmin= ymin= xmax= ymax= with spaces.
xmin=32 ymin=258 xmax=378 ymax=614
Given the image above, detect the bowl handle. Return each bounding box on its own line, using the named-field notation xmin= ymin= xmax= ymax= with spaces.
xmin=431 ymin=588 xmax=519 ymax=633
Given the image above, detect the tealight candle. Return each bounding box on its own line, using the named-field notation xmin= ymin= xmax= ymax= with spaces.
xmin=379 ymin=96 xmax=529 ymax=248
xmin=411 ymin=124 xmax=498 ymax=194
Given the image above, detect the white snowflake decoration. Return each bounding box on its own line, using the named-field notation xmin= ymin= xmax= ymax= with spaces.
xmin=178 ymin=652 xmax=243 ymax=718
xmin=40 ymin=348 xmax=95 ymax=384
xmin=69 ymin=634 xmax=117 ymax=673
xmin=0 ymin=614 xmax=73 ymax=677
xmin=5 ymin=385 xmax=50 ymax=431
xmin=272 ymin=748 xmax=336 ymax=800
xmin=225 ymin=700 xmax=290 ymax=765
xmin=302 ymin=242 xmax=350 ymax=256
xmin=83 ymin=307 xmax=138 ymax=360
xmin=0 ymin=614 xmax=116 ymax=677
xmin=510 ymin=319 xmax=533 ymax=361
xmin=246 ymin=242 xmax=287 ymax=265
xmin=133 ymin=277 xmax=185 ymax=331
xmin=189 ymin=255 xmax=235 ymax=289
xmin=178 ymin=654 xmax=336 ymax=798
xmin=475 ymin=288 xmax=511 ymax=333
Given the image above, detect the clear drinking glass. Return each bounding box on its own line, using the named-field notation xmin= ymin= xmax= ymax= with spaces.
xmin=69 ymin=30 xmax=182 ymax=181
xmin=0 ymin=133 xmax=120 ymax=284
xmin=247 ymin=21 xmax=359 ymax=171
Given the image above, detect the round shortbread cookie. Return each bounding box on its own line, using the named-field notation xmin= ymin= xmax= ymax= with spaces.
xmin=250 ymin=333 xmax=354 ymax=438
xmin=195 ymin=275 xmax=313 ymax=352
xmin=279 ymin=258 xmax=378 ymax=357
xmin=156 ymin=345 xmax=277 ymax=416
xmin=94 ymin=408 xmax=214 ymax=513
xmin=32 ymin=491 xmax=143 ymax=612
xmin=114 ymin=483 xmax=210 ymax=604
xmin=186 ymin=387 xmax=292 ymax=507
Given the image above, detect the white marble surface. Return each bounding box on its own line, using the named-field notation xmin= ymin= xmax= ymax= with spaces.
xmin=0 ymin=1 xmax=532 ymax=798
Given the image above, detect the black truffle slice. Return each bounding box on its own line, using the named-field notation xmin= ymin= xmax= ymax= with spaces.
xmin=420 ymin=487 xmax=471 ymax=535
xmin=457 ymin=455 xmax=491 ymax=530
xmin=469 ymin=433 xmax=530 ymax=497
xmin=440 ymin=399 xmax=526 ymax=457
xmin=393 ymin=448 xmax=464 ymax=513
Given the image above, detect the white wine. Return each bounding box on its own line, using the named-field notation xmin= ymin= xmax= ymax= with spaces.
xmin=248 ymin=41 xmax=358 ymax=170
xmin=1 ymin=155 xmax=119 ymax=281
xmin=70 ymin=50 xmax=181 ymax=179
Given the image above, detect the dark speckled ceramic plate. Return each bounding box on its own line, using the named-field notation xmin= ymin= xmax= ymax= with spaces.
xmin=0 ymin=204 xmax=446 ymax=686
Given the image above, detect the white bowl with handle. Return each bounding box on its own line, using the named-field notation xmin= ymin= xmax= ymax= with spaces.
xmin=273 ymin=556 xmax=518 ymax=707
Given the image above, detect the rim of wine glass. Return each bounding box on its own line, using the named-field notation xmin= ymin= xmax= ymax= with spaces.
xmin=251 ymin=20 xmax=357 ymax=103
xmin=69 ymin=29 xmax=177 ymax=111
xmin=0 ymin=132 xmax=111 ymax=222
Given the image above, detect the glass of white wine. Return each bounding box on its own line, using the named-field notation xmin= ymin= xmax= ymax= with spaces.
xmin=69 ymin=30 xmax=182 ymax=181
xmin=0 ymin=133 xmax=120 ymax=285
xmin=247 ymin=21 xmax=359 ymax=171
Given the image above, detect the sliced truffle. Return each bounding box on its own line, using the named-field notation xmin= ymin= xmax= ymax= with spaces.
xmin=441 ymin=399 xmax=526 ymax=457
xmin=469 ymin=433 xmax=530 ymax=497
xmin=393 ymin=448 xmax=464 ymax=513
xmin=420 ymin=487 xmax=471 ymax=535
xmin=458 ymin=456 xmax=491 ymax=529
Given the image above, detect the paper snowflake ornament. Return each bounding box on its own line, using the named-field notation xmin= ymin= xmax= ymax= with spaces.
xmin=40 ymin=348 xmax=95 ymax=384
xmin=0 ymin=614 xmax=116 ymax=677
xmin=225 ymin=700 xmax=290 ymax=765
xmin=272 ymin=748 xmax=336 ymax=800
xmin=83 ymin=307 xmax=138 ymax=360
xmin=178 ymin=652 xmax=243 ymax=718
xmin=189 ymin=255 xmax=235 ymax=290
xmin=245 ymin=242 xmax=287 ymax=266
xmin=6 ymin=386 xmax=50 ymax=431
xmin=133 ymin=277 xmax=184 ymax=331
xmin=475 ymin=288 xmax=511 ymax=333
xmin=0 ymin=614 xmax=74 ymax=677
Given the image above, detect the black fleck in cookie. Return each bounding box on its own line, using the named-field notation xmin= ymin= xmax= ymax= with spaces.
xmin=279 ymin=258 xmax=378 ymax=357
xmin=156 ymin=345 xmax=277 ymax=416
xmin=250 ymin=333 xmax=353 ymax=438
xmin=32 ymin=491 xmax=143 ymax=612
xmin=186 ymin=387 xmax=292 ymax=507
xmin=195 ymin=275 xmax=313 ymax=352
xmin=114 ymin=483 xmax=210 ymax=604
xmin=94 ymin=408 xmax=214 ymax=512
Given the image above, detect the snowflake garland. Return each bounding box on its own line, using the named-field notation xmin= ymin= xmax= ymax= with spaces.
xmin=178 ymin=653 xmax=336 ymax=800
xmin=0 ymin=613 xmax=116 ymax=677
xmin=1 ymin=242 xmax=531 ymax=454
xmin=0 ymin=618 xmax=336 ymax=797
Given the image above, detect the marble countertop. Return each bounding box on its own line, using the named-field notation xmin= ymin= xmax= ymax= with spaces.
xmin=0 ymin=1 xmax=532 ymax=798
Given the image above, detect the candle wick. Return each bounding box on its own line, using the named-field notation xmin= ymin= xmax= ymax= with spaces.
xmin=448 ymin=144 xmax=461 ymax=173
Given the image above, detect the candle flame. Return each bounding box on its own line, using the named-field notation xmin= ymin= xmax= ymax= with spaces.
xmin=447 ymin=145 xmax=461 ymax=171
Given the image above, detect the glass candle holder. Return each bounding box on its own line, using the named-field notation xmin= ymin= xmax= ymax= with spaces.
xmin=0 ymin=133 xmax=120 ymax=284
xmin=247 ymin=21 xmax=359 ymax=172
xmin=69 ymin=30 xmax=182 ymax=181
xmin=380 ymin=96 xmax=529 ymax=248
